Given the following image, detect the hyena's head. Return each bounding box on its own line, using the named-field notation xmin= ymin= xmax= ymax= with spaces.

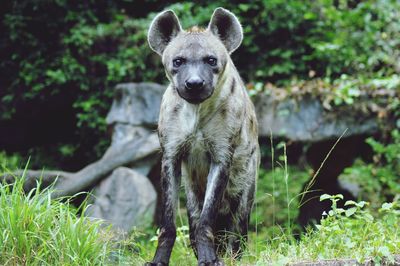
xmin=148 ymin=8 xmax=242 ymax=104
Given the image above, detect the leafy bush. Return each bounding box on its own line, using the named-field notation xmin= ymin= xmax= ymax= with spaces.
xmin=256 ymin=195 xmax=400 ymax=265
xmin=341 ymin=129 xmax=400 ymax=209
xmin=1 ymin=0 xmax=398 ymax=167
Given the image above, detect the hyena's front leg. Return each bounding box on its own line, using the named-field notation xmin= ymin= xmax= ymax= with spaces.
xmin=147 ymin=157 xmax=181 ymax=266
xmin=196 ymin=163 xmax=229 ymax=266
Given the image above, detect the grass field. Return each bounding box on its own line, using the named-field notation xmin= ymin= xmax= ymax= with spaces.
xmin=0 ymin=163 xmax=398 ymax=265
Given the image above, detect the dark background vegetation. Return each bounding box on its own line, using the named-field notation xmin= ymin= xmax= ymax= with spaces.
xmin=1 ymin=0 xmax=398 ymax=171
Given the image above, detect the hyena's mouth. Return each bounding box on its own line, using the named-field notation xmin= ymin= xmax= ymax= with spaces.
xmin=176 ymin=87 xmax=214 ymax=104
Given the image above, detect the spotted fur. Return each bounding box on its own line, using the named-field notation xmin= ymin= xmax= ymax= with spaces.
xmin=146 ymin=7 xmax=260 ymax=266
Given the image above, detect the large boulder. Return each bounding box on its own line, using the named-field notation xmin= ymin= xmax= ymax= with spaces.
xmin=87 ymin=167 xmax=157 ymax=233
xmin=104 ymin=82 xmax=165 ymax=176
xmin=254 ymin=94 xmax=379 ymax=142
xmin=106 ymin=82 xmax=165 ymax=129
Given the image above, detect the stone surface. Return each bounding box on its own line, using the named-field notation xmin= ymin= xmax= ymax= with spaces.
xmin=254 ymin=94 xmax=379 ymax=142
xmin=87 ymin=167 xmax=157 ymax=232
xmin=106 ymin=82 xmax=165 ymax=129
xmin=104 ymin=82 xmax=164 ymax=176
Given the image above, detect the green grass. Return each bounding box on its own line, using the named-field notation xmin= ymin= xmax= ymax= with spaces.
xmin=0 ymin=156 xmax=399 ymax=265
xmin=0 ymin=173 xmax=113 ymax=265
xmin=135 ymin=196 xmax=399 ymax=266
xmin=255 ymin=196 xmax=400 ymax=265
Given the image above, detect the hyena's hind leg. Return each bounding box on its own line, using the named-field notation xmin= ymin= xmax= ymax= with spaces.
xmin=216 ymin=182 xmax=256 ymax=258
xmin=212 ymin=200 xmax=242 ymax=257
xmin=214 ymin=212 xmax=236 ymax=256
xmin=184 ymin=180 xmax=203 ymax=258
xmin=232 ymin=208 xmax=252 ymax=257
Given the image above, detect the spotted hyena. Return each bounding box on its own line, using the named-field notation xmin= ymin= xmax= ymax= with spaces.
xmin=146 ymin=7 xmax=260 ymax=266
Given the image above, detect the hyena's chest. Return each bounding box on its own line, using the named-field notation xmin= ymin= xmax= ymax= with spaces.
xmin=165 ymin=103 xmax=231 ymax=192
xmin=182 ymin=129 xmax=211 ymax=188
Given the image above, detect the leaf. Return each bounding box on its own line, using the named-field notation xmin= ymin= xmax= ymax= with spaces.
xmin=345 ymin=207 xmax=357 ymax=217
xmin=344 ymin=200 xmax=357 ymax=206
xmin=320 ymin=194 xmax=332 ymax=201
xmin=335 ymin=194 xmax=344 ymax=200
xmin=380 ymin=202 xmax=393 ymax=211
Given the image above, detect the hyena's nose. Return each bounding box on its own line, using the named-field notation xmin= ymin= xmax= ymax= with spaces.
xmin=185 ymin=78 xmax=205 ymax=91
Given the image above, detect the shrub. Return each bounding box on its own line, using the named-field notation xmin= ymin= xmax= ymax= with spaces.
xmin=1 ymin=0 xmax=398 ymax=167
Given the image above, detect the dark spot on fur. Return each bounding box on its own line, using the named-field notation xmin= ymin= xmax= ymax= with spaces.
xmin=250 ymin=146 xmax=256 ymax=156
xmin=173 ymin=104 xmax=181 ymax=114
xmin=212 ymin=68 xmax=220 ymax=74
xmin=220 ymin=107 xmax=227 ymax=117
xmin=231 ymin=78 xmax=236 ymax=94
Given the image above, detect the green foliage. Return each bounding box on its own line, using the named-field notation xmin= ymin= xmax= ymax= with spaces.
xmin=306 ymin=0 xmax=400 ymax=79
xmin=1 ymin=0 xmax=398 ymax=167
xmin=0 ymin=176 xmax=112 ymax=265
xmin=0 ymin=151 xmax=21 ymax=172
xmin=138 ymin=194 xmax=400 ymax=265
xmin=1 ymin=157 xmax=398 ymax=265
xmin=256 ymin=196 xmax=400 ymax=265
xmin=341 ymin=129 xmax=400 ymax=208
xmin=253 ymin=165 xmax=310 ymax=234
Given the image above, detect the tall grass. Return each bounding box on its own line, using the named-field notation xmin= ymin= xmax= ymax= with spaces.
xmin=0 ymin=171 xmax=112 ymax=265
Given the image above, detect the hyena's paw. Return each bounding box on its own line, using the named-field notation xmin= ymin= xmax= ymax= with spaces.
xmin=144 ymin=262 xmax=168 ymax=266
xmin=197 ymin=248 xmax=224 ymax=266
xmin=198 ymin=259 xmax=224 ymax=266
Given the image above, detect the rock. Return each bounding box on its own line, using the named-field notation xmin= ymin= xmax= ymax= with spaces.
xmin=254 ymin=94 xmax=379 ymax=142
xmin=87 ymin=167 xmax=157 ymax=232
xmin=106 ymin=82 xmax=165 ymax=129
xmin=109 ymin=124 xmax=152 ymax=147
xmin=104 ymin=82 xmax=164 ymax=176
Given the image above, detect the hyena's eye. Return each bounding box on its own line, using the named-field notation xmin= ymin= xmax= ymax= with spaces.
xmin=173 ymin=58 xmax=185 ymax=68
xmin=205 ymin=57 xmax=217 ymax=66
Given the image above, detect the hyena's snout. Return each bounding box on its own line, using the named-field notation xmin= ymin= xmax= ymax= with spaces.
xmin=177 ymin=78 xmax=213 ymax=104
xmin=185 ymin=76 xmax=205 ymax=92
xmin=176 ymin=66 xmax=214 ymax=104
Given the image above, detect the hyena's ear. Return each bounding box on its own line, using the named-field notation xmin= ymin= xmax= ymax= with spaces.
xmin=208 ymin=7 xmax=243 ymax=54
xmin=148 ymin=10 xmax=182 ymax=56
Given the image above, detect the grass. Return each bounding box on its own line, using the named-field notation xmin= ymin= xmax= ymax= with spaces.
xmin=256 ymin=197 xmax=400 ymax=265
xmin=0 ymin=149 xmax=399 ymax=265
xmin=0 ymin=174 xmax=114 ymax=265
xmin=134 ymin=195 xmax=400 ymax=266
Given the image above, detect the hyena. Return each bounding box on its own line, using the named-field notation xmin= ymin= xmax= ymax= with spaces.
xmin=146 ymin=8 xmax=260 ymax=266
